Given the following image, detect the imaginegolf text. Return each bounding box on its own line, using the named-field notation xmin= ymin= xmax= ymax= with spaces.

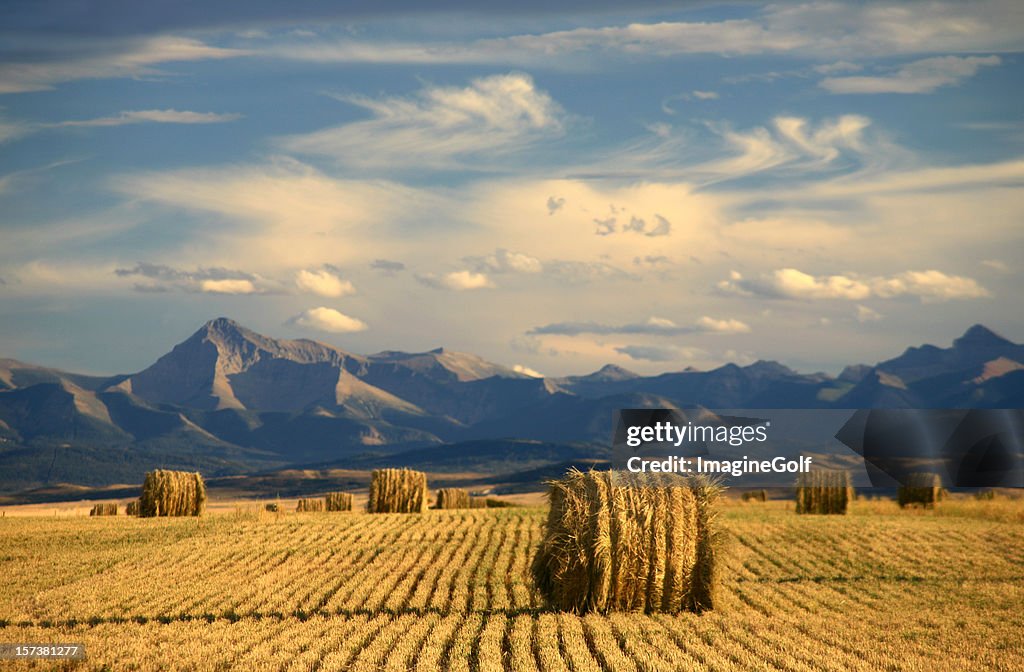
xmin=626 ymin=455 xmax=813 ymax=476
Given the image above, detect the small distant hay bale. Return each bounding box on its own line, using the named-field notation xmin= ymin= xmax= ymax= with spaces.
xmin=325 ymin=492 xmax=353 ymax=512
xmin=296 ymin=498 xmax=324 ymax=512
xmin=741 ymin=489 xmax=767 ymax=502
xmin=531 ymin=469 xmax=722 ymax=614
xmin=974 ymin=489 xmax=997 ymax=501
xmin=468 ymin=497 xmax=516 ymax=509
xmin=898 ymin=473 xmax=943 ymax=508
xmin=89 ymin=502 xmax=118 ymax=516
xmin=139 ymin=469 xmax=207 ymax=517
xmin=125 ymin=499 xmax=140 ymax=516
xmin=265 ymin=502 xmax=280 ymax=513
xmin=795 ymin=470 xmax=853 ymax=515
xmin=368 ymin=468 xmax=428 ymax=513
xmin=436 ymin=488 xmax=471 ymax=510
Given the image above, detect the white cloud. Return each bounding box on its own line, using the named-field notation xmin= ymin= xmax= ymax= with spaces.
xmin=695 ymin=316 xmax=752 ymax=334
xmin=873 ymin=270 xmax=991 ymax=301
xmin=690 ymin=114 xmax=875 ymax=181
xmin=813 ymin=61 xmax=863 ymax=75
xmin=465 ymin=248 xmax=543 ymax=274
xmin=417 ymin=270 xmax=495 ymax=290
xmin=198 ymin=278 xmax=257 ymax=294
xmin=111 ymin=159 xmax=443 ymax=269
xmin=856 ymin=305 xmax=883 ymax=323
xmin=513 ymin=364 xmax=544 ymax=378
xmin=821 ymin=55 xmax=1001 ymax=94
xmin=278 ymin=73 xmax=565 ymax=169
xmin=55 ymin=109 xmax=241 ymax=127
xmin=692 ymin=90 xmax=719 ymax=100
xmin=982 ymin=259 xmax=1011 ymax=273
xmin=295 ymin=269 xmax=355 ymax=297
xmin=720 ymin=268 xmax=989 ymax=302
xmin=113 ymin=263 xmax=269 ymax=295
xmin=289 ymin=307 xmax=368 ymax=333
xmin=773 ymin=268 xmax=872 ymax=300
xmin=267 ymin=1 xmax=1024 ymax=66
xmin=0 ymin=36 xmax=246 ymax=94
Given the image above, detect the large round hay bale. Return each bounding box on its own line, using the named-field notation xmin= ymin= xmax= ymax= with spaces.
xmin=139 ymin=470 xmax=206 ymax=517
xmin=89 ymin=502 xmax=118 ymax=516
xmin=795 ymin=470 xmax=853 ymax=515
xmin=531 ymin=469 xmax=721 ymax=614
xmin=368 ymin=468 xmax=428 ymax=513
xmin=898 ymin=472 xmax=943 ymax=508
xmin=296 ymin=498 xmax=324 ymax=512
xmin=325 ymin=492 xmax=353 ymax=512
xmin=436 ymin=488 xmax=471 ymax=510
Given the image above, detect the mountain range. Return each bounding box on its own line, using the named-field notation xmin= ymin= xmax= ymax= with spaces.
xmin=1 ymin=318 xmax=1022 ymax=493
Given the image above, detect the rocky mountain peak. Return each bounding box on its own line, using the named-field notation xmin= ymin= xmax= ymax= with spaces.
xmin=954 ymin=324 xmax=1014 ymax=350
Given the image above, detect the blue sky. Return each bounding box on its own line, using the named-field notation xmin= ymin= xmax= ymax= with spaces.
xmin=1 ymin=1 xmax=1023 ymax=376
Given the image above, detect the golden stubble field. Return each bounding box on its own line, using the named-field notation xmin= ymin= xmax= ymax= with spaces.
xmin=1 ymin=498 xmax=1023 ymax=671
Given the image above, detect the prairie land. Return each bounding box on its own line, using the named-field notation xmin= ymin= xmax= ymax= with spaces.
xmin=1 ymin=498 xmax=1022 ymax=671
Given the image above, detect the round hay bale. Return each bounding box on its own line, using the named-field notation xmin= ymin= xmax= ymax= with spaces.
xmin=325 ymin=492 xmax=353 ymax=512
xmin=795 ymin=470 xmax=852 ymax=515
xmin=296 ymin=498 xmax=324 ymax=512
xmin=531 ymin=469 xmax=722 ymax=614
xmin=89 ymin=502 xmax=118 ymax=516
xmin=139 ymin=470 xmax=207 ymax=517
xmin=368 ymin=468 xmax=428 ymax=513
xmin=898 ymin=472 xmax=943 ymax=508
xmin=436 ymin=488 xmax=471 ymax=510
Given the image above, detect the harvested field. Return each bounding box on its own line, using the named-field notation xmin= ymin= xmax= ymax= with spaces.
xmin=1 ymin=498 xmax=1022 ymax=670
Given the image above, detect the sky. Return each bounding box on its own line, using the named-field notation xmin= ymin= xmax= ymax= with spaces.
xmin=1 ymin=0 xmax=1023 ymax=377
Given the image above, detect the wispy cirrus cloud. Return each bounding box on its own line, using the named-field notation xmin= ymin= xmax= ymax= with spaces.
xmin=0 ymin=109 xmax=241 ymax=144
xmin=821 ymin=55 xmax=1001 ymax=94
xmin=54 ymin=109 xmax=242 ymax=127
xmin=266 ymin=1 xmax=1024 ymax=67
xmin=278 ymin=73 xmax=565 ymax=170
xmin=0 ymin=36 xmax=247 ymax=94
